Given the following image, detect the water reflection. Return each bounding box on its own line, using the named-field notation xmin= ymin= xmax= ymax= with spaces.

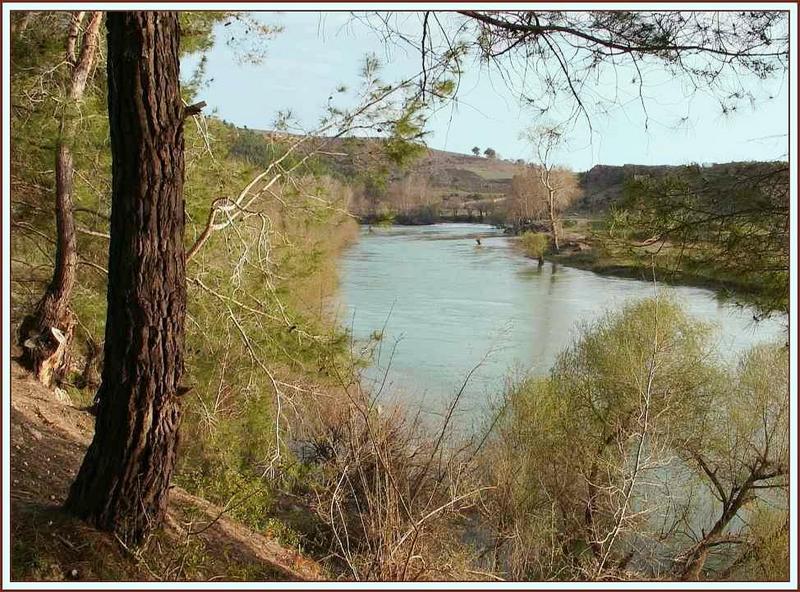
xmin=338 ymin=223 xmax=786 ymax=419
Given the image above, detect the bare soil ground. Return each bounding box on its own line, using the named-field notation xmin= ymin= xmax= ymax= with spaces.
xmin=9 ymin=357 xmax=324 ymax=583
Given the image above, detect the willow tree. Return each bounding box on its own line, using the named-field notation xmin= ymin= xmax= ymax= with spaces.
xmin=65 ymin=11 xmax=187 ymax=543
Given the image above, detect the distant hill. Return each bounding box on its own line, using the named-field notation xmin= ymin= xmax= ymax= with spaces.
xmin=404 ymin=147 xmax=520 ymax=198
xmin=250 ymin=130 xmax=784 ymax=217
xmin=252 ymin=131 xmax=517 ymax=195
xmin=577 ymin=161 xmax=789 ymax=213
xmin=577 ymin=164 xmax=672 ymax=212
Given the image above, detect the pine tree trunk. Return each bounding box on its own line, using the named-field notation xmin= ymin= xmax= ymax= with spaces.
xmin=18 ymin=144 xmax=78 ymax=387
xmin=18 ymin=11 xmax=103 ymax=387
xmin=65 ymin=11 xmax=186 ymax=544
xmin=68 ymin=12 xmax=103 ymax=101
xmin=65 ymin=12 xmax=86 ymax=66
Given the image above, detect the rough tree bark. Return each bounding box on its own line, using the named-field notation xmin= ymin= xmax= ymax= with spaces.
xmin=65 ymin=11 xmax=186 ymax=544
xmin=18 ymin=11 xmax=103 ymax=387
xmin=65 ymin=12 xmax=86 ymax=66
xmin=18 ymin=146 xmax=78 ymax=387
xmin=68 ymin=11 xmax=103 ymax=101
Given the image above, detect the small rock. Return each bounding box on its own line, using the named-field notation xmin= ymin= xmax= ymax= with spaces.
xmin=67 ymin=568 xmax=79 ymax=580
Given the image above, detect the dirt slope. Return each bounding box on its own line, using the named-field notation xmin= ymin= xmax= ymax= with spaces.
xmin=9 ymin=358 xmax=323 ymax=583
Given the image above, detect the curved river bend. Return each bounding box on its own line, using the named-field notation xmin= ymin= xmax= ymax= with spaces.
xmin=338 ymin=223 xmax=786 ymax=423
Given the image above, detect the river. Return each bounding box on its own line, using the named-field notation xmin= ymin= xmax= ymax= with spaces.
xmin=338 ymin=223 xmax=786 ymax=424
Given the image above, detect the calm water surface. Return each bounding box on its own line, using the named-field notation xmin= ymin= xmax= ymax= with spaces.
xmin=338 ymin=223 xmax=786 ymax=421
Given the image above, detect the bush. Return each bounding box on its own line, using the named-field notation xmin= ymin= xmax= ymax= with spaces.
xmin=481 ymin=297 xmax=788 ymax=581
xmin=483 ymin=297 xmax=718 ymax=579
xmin=520 ymin=232 xmax=549 ymax=260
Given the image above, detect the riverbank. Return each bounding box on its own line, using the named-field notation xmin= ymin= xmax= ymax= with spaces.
xmin=341 ymin=223 xmax=785 ymax=415
xmin=511 ymin=218 xmax=784 ymax=316
xmin=548 ymin=247 xmax=766 ymax=307
xmin=359 ymin=213 xmax=497 ymax=226
xmin=335 ymin=224 xmax=789 ymax=581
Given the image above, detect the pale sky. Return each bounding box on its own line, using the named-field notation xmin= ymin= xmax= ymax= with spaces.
xmin=182 ymin=11 xmax=789 ymax=171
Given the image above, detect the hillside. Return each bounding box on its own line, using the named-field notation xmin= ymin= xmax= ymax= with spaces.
xmin=252 ymin=132 xmax=519 ymax=219
xmin=9 ymin=354 xmax=323 ymax=582
xmin=401 ymin=147 xmax=519 ymax=196
xmin=258 ymin=130 xmax=785 ymax=219
xmin=576 ymin=161 xmax=789 ymax=212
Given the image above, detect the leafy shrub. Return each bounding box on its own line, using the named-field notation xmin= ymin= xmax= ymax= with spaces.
xmin=482 ymin=297 xmax=788 ymax=580
xmin=520 ymin=232 xmax=549 ymax=260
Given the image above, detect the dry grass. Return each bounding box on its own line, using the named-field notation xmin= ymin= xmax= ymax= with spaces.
xmin=287 ymin=363 xmax=494 ymax=581
xmin=9 ymin=356 xmax=323 ymax=583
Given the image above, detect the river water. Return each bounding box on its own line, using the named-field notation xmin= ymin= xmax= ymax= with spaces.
xmin=338 ymin=223 xmax=786 ymax=423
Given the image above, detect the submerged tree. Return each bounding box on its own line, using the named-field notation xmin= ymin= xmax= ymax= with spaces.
xmin=679 ymin=344 xmax=789 ymax=580
xmin=506 ymin=126 xmax=579 ymax=249
xmin=65 ymin=11 xmax=187 ymax=543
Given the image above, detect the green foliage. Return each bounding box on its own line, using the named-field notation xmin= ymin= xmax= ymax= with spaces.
xmin=432 ymin=78 xmax=456 ymax=97
xmin=227 ymin=128 xmax=325 ymax=175
xmin=487 ymin=297 xmax=725 ymax=578
xmin=180 ymin=12 xmax=283 ymax=64
xmin=689 ymin=342 xmax=789 ymax=496
xmin=729 ymin=503 xmax=790 ymax=581
xmin=551 ymin=297 xmax=717 ymax=428
xmin=180 ymin=12 xmax=228 ymax=56
xmin=519 ymin=232 xmax=548 ymax=259
xmin=177 ymin=466 xmax=276 ymax=532
xmin=615 ymin=163 xmax=789 ymax=314
xmin=372 ymin=211 xmax=396 ymax=226
xmin=393 ymin=204 xmax=440 ymax=225
xmin=486 ymin=297 xmax=788 ymax=580
xmin=383 ymin=100 xmax=427 ymax=168
xmin=11 ymin=15 xmax=356 ymax=548
xmin=10 ymin=13 xmax=111 ymax=341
